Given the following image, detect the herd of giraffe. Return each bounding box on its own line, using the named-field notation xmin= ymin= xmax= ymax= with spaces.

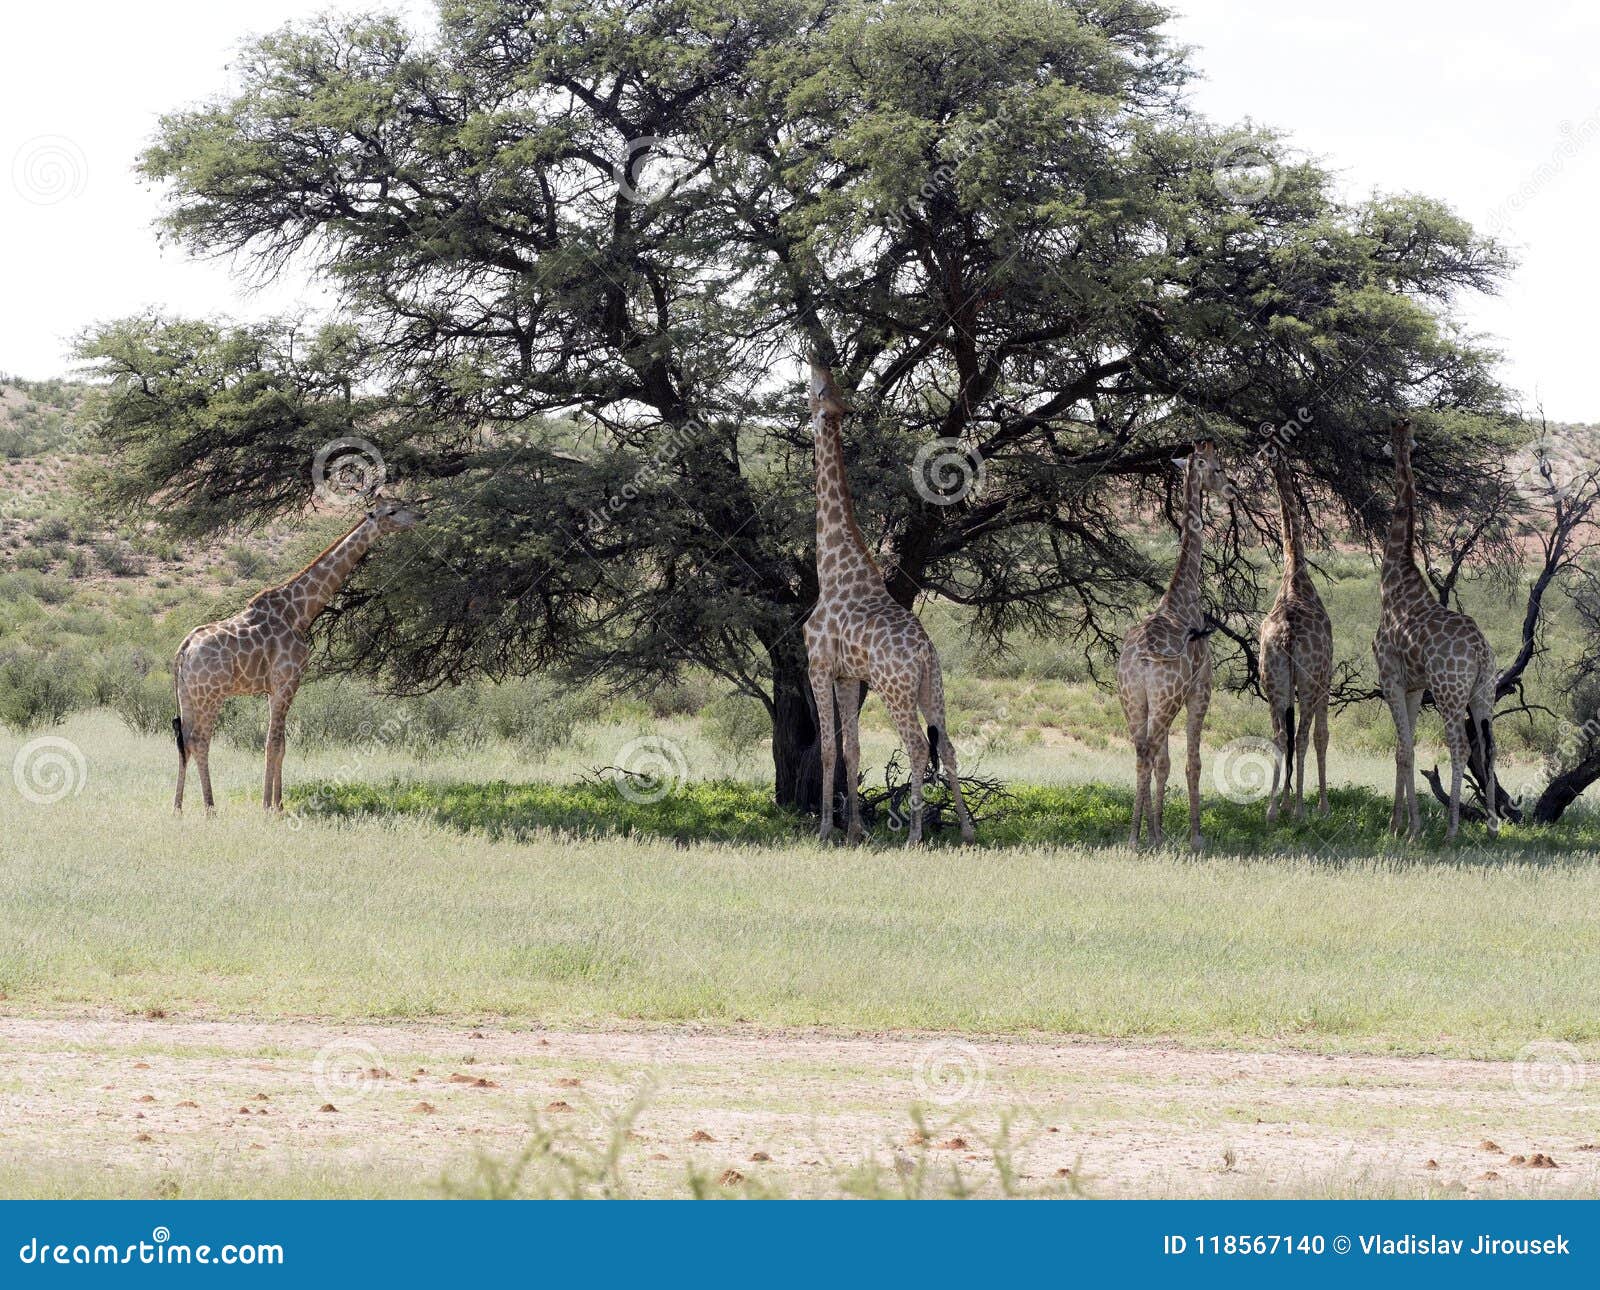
xmin=169 ymin=359 xmax=1499 ymax=850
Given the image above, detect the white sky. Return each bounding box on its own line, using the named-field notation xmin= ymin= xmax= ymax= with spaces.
xmin=1 ymin=0 xmax=1595 ymax=418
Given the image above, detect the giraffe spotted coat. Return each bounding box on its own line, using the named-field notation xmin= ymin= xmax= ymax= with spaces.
xmin=801 ymin=359 xmax=975 ymax=847
xmin=172 ymin=499 xmax=424 ymax=814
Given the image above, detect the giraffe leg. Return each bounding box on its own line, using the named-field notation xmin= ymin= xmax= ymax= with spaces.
xmin=809 ymin=667 xmax=837 ymax=844
xmin=1120 ymin=683 xmax=1150 ymax=848
xmin=1381 ymin=679 xmax=1415 ymax=837
xmin=264 ymin=688 xmax=297 ymax=814
xmin=1313 ymin=702 xmax=1330 ymax=817
xmin=1441 ymin=707 xmax=1470 ymax=844
xmin=887 ymin=697 xmax=931 ymax=847
xmin=919 ymin=664 xmax=975 ymax=844
xmin=1151 ymin=733 xmax=1171 ymax=848
xmin=1266 ymin=700 xmax=1286 ymax=825
xmin=1186 ymin=684 xmax=1211 ymax=851
xmin=834 ymin=679 xmax=865 ymax=844
xmin=173 ymin=704 xmax=189 ymax=815
xmin=1292 ymin=699 xmax=1313 ymax=822
xmin=1403 ymin=690 xmax=1424 ymax=838
xmin=191 ymin=730 xmax=217 ymax=816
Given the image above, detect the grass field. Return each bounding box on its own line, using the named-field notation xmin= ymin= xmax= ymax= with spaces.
xmin=3 ymin=712 xmax=1600 ymax=1198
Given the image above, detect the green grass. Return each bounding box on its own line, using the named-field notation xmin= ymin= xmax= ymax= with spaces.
xmin=5 ymin=714 xmax=1600 ymax=1056
xmin=297 ymin=775 xmax=1600 ymax=857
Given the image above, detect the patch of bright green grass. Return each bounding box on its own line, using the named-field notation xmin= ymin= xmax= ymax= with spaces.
xmin=296 ymin=776 xmax=1600 ymax=859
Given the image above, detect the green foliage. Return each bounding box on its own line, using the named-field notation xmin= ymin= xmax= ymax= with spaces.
xmin=291 ymin=776 xmax=1600 ymax=858
xmin=702 ymin=694 xmax=768 ymax=759
xmin=0 ymin=646 xmax=86 ymax=730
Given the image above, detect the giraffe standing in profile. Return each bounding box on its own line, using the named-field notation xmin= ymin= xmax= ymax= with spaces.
xmin=1259 ymin=452 xmax=1333 ymax=822
xmin=1117 ymin=440 xmax=1232 ymax=850
xmin=801 ymin=357 xmax=975 ymax=847
xmin=172 ymin=496 xmax=425 ymax=815
xmin=1374 ymin=418 xmax=1499 ymax=842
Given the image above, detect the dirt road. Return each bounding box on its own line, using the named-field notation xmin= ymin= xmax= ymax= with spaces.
xmin=0 ymin=1012 xmax=1593 ymax=1197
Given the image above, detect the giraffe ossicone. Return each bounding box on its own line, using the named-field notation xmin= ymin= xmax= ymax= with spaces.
xmin=171 ymin=496 xmax=426 ymax=816
xmin=801 ymin=356 xmax=976 ymax=847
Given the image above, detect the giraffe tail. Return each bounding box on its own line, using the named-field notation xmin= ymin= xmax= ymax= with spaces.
xmin=927 ymin=724 xmax=941 ymax=775
xmin=1283 ymin=701 xmax=1296 ymax=794
xmin=172 ymin=651 xmax=186 ymax=760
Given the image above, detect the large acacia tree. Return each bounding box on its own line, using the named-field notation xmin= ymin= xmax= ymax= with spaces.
xmin=82 ymin=0 xmax=1510 ymax=807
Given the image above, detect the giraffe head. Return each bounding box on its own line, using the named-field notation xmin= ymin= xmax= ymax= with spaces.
xmin=1389 ymin=417 xmax=1413 ymax=457
xmin=1177 ymin=439 xmax=1233 ymax=496
xmin=367 ymin=496 xmax=426 ymax=534
xmin=807 ymin=356 xmax=851 ymax=422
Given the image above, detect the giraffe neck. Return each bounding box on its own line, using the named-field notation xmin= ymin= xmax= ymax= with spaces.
xmin=1273 ymin=460 xmax=1311 ymax=591
xmin=1383 ymin=435 xmax=1430 ymax=605
xmin=280 ymin=516 xmax=381 ymax=632
xmin=812 ymin=408 xmax=882 ymax=597
xmin=1160 ymin=458 xmax=1205 ymax=622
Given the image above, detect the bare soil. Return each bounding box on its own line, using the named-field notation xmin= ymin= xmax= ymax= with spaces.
xmin=0 ymin=1011 xmax=1594 ymax=1198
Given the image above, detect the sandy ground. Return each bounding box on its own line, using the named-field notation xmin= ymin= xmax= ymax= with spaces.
xmin=0 ymin=1011 xmax=1595 ymax=1198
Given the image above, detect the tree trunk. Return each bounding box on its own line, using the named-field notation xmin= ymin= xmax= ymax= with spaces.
xmin=770 ymin=634 xmax=822 ymax=813
xmin=1531 ymin=752 xmax=1600 ymax=824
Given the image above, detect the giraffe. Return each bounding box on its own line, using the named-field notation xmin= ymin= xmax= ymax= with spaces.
xmin=1374 ymin=417 xmax=1499 ymax=842
xmin=801 ymin=357 xmax=975 ymax=847
xmin=1259 ymin=451 xmax=1333 ymax=822
xmin=171 ymin=496 xmax=425 ymax=815
xmin=1117 ymin=440 xmax=1232 ymax=850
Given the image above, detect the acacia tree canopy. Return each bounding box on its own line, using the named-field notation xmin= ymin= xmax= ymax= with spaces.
xmin=80 ymin=0 xmax=1513 ymax=807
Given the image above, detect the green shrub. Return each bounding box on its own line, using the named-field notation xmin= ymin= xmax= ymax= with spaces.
xmin=0 ymin=647 xmax=87 ymax=729
xmin=703 ymin=693 xmax=767 ymax=759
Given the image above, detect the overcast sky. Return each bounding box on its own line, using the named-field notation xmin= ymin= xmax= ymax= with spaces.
xmin=2 ymin=0 xmax=1595 ymax=417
